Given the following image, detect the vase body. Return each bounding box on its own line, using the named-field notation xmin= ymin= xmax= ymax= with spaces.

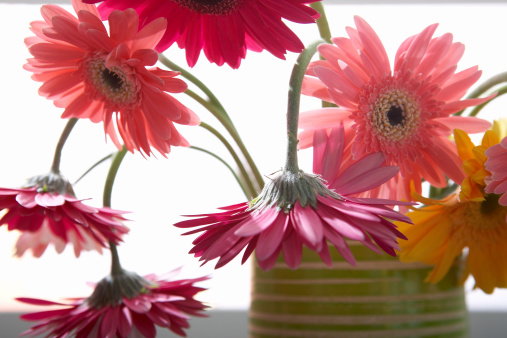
xmin=249 ymin=243 xmax=468 ymax=337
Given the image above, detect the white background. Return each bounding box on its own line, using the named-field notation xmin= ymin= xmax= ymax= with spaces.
xmin=1 ymin=0 xmax=507 ymax=314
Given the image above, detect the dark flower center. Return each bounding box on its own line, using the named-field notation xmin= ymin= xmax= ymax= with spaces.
xmin=387 ymin=106 xmax=404 ymax=126
xmin=172 ymin=0 xmax=243 ymax=15
xmin=481 ymin=193 xmax=502 ymax=215
xmin=83 ymin=55 xmax=138 ymax=108
xmin=102 ymin=68 xmax=123 ymax=91
xmin=370 ymin=89 xmax=420 ymax=142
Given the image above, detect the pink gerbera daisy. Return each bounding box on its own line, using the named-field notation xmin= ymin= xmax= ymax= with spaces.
xmin=300 ymin=16 xmax=493 ymax=201
xmin=0 ymin=173 xmax=129 ymax=257
xmin=175 ymin=125 xmax=411 ymax=270
xmin=485 ymin=136 xmax=507 ymax=207
xmin=25 ymin=0 xmax=199 ymax=156
xmin=83 ymin=0 xmax=321 ymax=68
xmin=17 ymin=270 xmax=208 ymax=337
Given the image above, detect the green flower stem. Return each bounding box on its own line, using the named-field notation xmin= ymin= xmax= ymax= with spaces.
xmin=285 ymin=41 xmax=323 ymax=174
xmin=50 ymin=118 xmax=78 ymax=174
xmin=200 ymin=122 xmax=256 ymax=199
xmin=456 ymin=71 xmax=507 ymax=116
xmin=158 ymin=54 xmax=264 ymax=192
xmin=310 ymin=2 xmax=332 ymax=43
xmin=102 ymin=146 xmax=128 ymax=276
xmin=190 ymin=146 xmax=249 ymax=199
xmin=158 ymin=54 xmax=227 ymax=114
xmin=74 ymin=153 xmax=113 ymax=185
xmin=468 ymin=85 xmax=507 ymax=117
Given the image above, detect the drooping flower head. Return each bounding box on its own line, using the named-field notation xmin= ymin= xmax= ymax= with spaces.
xmin=397 ymin=128 xmax=507 ymax=294
xmin=300 ymin=16 xmax=493 ymax=202
xmin=25 ymin=0 xmax=199 ymax=156
xmin=0 ymin=172 xmax=129 ymax=257
xmin=83 ymin=0 xmax=321 ymax=68
xmin=17 ymin=270 xmax=209 ymax=337
xmin=175 ymin=125 xmax=412 ymax=270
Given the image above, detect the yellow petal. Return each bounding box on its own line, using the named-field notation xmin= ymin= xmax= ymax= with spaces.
xmin=481 ymin=129 xmax=500 ymax=148
xmin=454 ymin=129 xmax=475 ymax=162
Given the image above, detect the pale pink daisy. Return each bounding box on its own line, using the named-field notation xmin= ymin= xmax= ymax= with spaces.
xmin=485 ymin=136 xmax=507 ymax=207
xmin=300 ymin=16 xmax=493 ymax=201
xmin=25 ymin=0 xmax=199 ymax=156
xmin=84 ymin=0 xmax=321 ymax=68
xmin=0 ymin=173 xmax=128 ymax=257
xmin=17 ymin=271 xmax=208 ymax=337
xmin=175 ymin=125 xmax=411 ymax=270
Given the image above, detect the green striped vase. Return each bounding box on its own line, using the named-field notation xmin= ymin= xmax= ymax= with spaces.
xmin=249 ymin=242 xmax=468 ymax=337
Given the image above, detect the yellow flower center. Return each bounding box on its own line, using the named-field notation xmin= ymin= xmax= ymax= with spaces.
xmin=370 ymin=89 xmax=420 ymax=142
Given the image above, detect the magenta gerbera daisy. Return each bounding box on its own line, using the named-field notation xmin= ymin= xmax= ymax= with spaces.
xmin=0 ymin=173 xmax=129 ymax=257
xmin=83 ymin=0 xmax=321 ymax=68
xmin=175 ymin=125 xmax=412 ymax=270
xmin=485 ymin=136 xmax=507 ymax=207
xmin=24 ymin=0 xmax=199 ymax=156
xmin=17 ymin=270 xmax=208 ymax=337
xmin=300 ymin=16 xmax=494 ymax=201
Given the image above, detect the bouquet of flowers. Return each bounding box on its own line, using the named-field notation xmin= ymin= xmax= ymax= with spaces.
xmin=2 ymin=0 xmax=506 ymax=336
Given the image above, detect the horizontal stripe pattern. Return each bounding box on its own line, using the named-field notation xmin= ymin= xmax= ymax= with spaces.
xmin=249 ymin=244 xmax=468 ymax=337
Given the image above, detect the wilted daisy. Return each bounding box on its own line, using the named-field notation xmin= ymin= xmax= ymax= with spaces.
xmin=17 ymin=270 xmax=208 ymax=337
xmin=176 ymin=125 xmax=411 ymax=270
xmin=0 ymin=172 xmax=128 ymax=257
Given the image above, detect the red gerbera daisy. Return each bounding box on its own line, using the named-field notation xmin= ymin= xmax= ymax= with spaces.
xmin=25 ymin=0 xmax=199 ymax=156
xmin=0 ymin=173 xmax=129 ymax=257
xmin=84 ymin=0 xmax=321 ymax=68
xmin=17 ymin=270 xmax=209 ymax=337
xmin=300 ymin=16 xmax=494 ymax=201
xmin=175 ymin=125 xmax=412 ymax=270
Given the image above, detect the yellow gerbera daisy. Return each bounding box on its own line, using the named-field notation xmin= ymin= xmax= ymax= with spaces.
xmin=398 ymin=122 xmax=507 ymax=293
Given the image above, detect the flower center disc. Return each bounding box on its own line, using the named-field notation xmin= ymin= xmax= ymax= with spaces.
xmin=83 ymin=55 xmax=138 ymax=108
xmin=371 ymin=89 xmax=420 ymax=142
xmin=172 ymin=0 xmax=243 ymax=15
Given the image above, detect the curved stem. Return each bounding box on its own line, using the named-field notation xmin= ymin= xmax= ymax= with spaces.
xmin=310 ymin=2 xmax=332 ymax=43
xmin=455 ymin=71 xmax=507 ymax=116
xmin=74 ymin=153 xmax=113 ymax=185
xmin=190 ymin=146 xmax=249 ymax=199
xmin=159 ymin=55 xmax=264 ymax=192
xmin=102 ymin=146 xmax=128 ymax=275
xmin=103 ymin=146 xmax=128 ymax=208
xmin=285 ymin=41 xmax=323 ymax=174
xmin=200 ymin=122 xmax=256 ymax=199
xmin=158 ymin=54 xmax=227 ymax=114
xmin=50 ymin=118 xmax=78 ymax=174
xmin=468 ymin=85 xmax=507 ymax=117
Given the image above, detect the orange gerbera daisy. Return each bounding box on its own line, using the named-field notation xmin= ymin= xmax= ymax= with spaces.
xmin=398 ymin=127 xmax=507 ymax=293
xmin=25 ymin=0 xmax=199 ymax=156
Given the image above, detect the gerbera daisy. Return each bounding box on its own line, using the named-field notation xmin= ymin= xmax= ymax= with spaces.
xmin=17 ymin=270 xmax=208 ymax=337
xmin=83 ymin=0 xmax=321 ymax=68
xmin=175 ymin=125 xmax=411 ymax=270
xmin=0 ymin=172 xmax=129 ymax=257
xmin=25 ymin=0 xmax=199 ymax=156
xmin=398 ymin=128 xmax=507 ymax=293
xmin=300 ymin=16 xmax=493 ymax=202
xmin=485 ymin=136 xmax=507 ymax=207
